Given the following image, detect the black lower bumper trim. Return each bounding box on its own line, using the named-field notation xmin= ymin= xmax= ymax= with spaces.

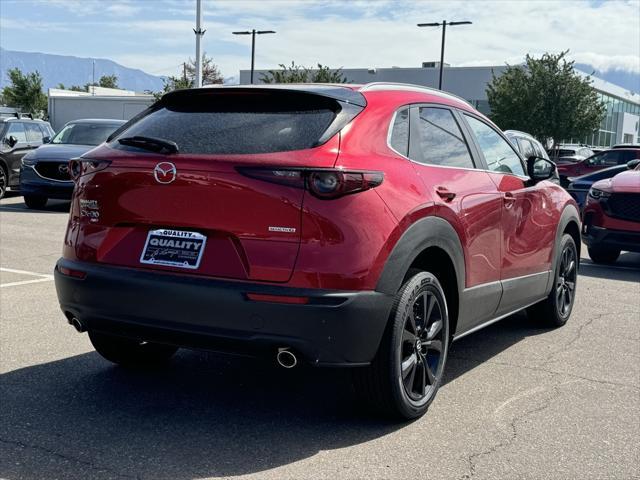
xmin=54 ymin=259 xmax=394 ymax=366
xmin=583 ymin=225 xmax=640 ymax=252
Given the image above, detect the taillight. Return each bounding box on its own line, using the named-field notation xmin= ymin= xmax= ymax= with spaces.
xmin=237 ymin=167 xmax=383 ymax=199
xmin=69 ymin=158 xmax=111 ymax=181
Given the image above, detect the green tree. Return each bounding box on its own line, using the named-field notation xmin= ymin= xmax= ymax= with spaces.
xmin=2 ymin=68 xmax=47 ymax=117
xmin=98 ymin=74 xmax=119 ymax=89
xmin=261 ymin=61 xmax=347 ymax=84
xmin=486 ymin=51 xmax=605 ymax=153
xmin=184 ymin=53 xmax=224 ymax=85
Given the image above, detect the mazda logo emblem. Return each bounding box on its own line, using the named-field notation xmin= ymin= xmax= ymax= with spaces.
xmin=58 ymin=164 xmax=69 ymax=175
xmin=153 ymin=162 xmax=177 ymax=184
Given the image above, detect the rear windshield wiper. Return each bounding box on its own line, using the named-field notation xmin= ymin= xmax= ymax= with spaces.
xmin=118 ymin=136 xmax=179 ymax=154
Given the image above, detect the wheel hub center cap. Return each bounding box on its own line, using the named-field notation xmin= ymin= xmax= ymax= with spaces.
xmin=416 ymin=339 xmax=422 ymax=351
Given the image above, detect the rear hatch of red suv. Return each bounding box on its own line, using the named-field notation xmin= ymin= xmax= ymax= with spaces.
xmin=68 ymin=86 xmax=365 ymax=283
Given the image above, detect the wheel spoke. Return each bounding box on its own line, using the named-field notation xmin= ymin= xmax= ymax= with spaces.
xmin=407 ymin=309 xmax=417 ymax=333
xmin=425 ymin=293 xmax=435 ymax=322
xmin=427 ymin=319 xmax=442 ymax=340
xmin=402 ymin=328 xmax=416 ymax=344
xmin=566 ymin=259 xmax=575 ymax=277
xmin=564 ymin=288 xmax=572 ymax=309
xmin=425 ymin=339 xmax=443 ymax=353
xmin=423 ymin=356 xmax=435 ymax=385
xmin=565 ymin=281 xmax=575 ymax=292
xmin=402 ymin=353 xmax=417 ymax=379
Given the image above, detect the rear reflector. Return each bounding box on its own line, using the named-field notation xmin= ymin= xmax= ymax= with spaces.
xmin=57 ymin=266 xmax=87 ymax=279
xmin=246 ymin=293 xmax=309 ymax=304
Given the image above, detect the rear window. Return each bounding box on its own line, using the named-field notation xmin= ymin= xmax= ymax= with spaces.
xmin=112 ymin=91 xmax=339 ymax=155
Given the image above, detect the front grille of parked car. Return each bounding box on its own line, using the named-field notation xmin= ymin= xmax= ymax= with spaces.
xmin=606 ymin=193 xmax=640 ymax=222
xmin=35 ymin=162 xmax=72 ymax=182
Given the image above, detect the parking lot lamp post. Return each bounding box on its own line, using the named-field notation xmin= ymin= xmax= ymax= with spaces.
xmin=417 ymin=20 xmax=472 ymax=90
xmin=194 ymin=0 xmax=205 ymax=88
xmin=232 ymin=30 xmax=276 ymax=84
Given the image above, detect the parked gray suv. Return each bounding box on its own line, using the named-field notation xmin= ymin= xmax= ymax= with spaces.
xmin=0 ymin=114 xmax=55 ymax=199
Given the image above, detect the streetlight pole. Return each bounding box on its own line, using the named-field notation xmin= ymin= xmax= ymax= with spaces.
xmin=417 ymin=20 xmax=472 ymax=90
xmin=194 ymin=0 xmax=206 ymax=88
xmin=233 ymin=29 xmax=276 ymax=84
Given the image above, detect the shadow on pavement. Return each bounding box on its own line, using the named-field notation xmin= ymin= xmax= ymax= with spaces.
xmin=0 ymin=199 xmax=70 ymax=214
xmin=0 ymin=310 xmax=546 ymax=479
xmin=578 ymin=251 xmax=640 ymax=284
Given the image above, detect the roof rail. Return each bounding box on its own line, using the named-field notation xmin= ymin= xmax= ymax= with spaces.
xmin=360 ymin=82 xmax=473 ymax=108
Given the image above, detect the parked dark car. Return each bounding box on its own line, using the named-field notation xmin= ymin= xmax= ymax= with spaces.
xmin=20 ymin=119 xmax=125 ymax=209
xmin=567 ymin=160 xmax=640 ymax=209
xmin=583 ymin=161 xmax=640 ymax=263
xmin=556 ymin=147 xmax=640 ymax=186
xmin=55 ymin=84 xmax=579 ymax=419
xmin=0 ymin=115 xmax=55 ymax=199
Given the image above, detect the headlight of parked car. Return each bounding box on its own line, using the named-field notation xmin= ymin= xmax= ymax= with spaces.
xmin=21 ymin=156 xmax=37 ymax=167
xmin=588 ymin=188 xmax=610 ymax=200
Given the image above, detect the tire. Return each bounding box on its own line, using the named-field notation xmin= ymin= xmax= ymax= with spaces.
xmin=353 ymin=271 xmax=450 ymax=419
xmin=588 ymin=246 xmax=620 ymax=264
xmin=88 ymin=331 xmax=178 ymax=367
xmin=527 ymin=234 xmax=578 ymax=327
xmin=0 ymin=165 xmax=7 ymax=200
xmin=23 ymin=194 xmax=48 ymax=209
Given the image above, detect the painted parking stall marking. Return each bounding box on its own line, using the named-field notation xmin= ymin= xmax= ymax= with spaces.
xmin=0 ymin=267 xmax=54 ymax=288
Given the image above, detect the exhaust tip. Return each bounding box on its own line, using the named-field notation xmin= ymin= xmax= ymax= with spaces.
xmin=276 ymin=348 xmax=298 ymax=369
xmin=70 ymin=317 xmax=86 ymax=333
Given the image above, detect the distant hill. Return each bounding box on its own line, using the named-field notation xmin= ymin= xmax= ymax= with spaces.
xmin=0 ymin=48 xmax=165 ymax=93
xmin=575 ymin=63 xmax=640 ymax=94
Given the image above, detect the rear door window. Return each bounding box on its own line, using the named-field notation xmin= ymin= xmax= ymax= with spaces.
xmin=464 ymin=115 xmax=526 ymax=176
xmin=113 ymin=91 xmax=340 ymax=154
xmin=25 ymin=123 xmax=44 ymax=144
xmin=411 ymin=107 xmax=475 ymax=168
xmin=516 ymin=137 xmax=536 ymax=159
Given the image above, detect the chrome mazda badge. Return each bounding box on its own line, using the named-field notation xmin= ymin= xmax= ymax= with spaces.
xmin=153 ymin=162 xmax=177 ymax=184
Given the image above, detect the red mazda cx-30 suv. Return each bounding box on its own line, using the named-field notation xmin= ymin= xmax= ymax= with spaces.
xmin=55 ymin=84 xmax=581 ymax=418
xmin=582 ymin=163 xmax=640 ymax=263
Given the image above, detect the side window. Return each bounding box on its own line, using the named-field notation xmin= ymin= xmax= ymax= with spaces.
xmin=516 ymin=137 xmax=536 ymax=159
xmin=389 ymin=109 xmax=409 ymax=156
xmin=412 ymin=107 xmax=475 ymax=169
xmin=25 ymin=123 xmax=44 ymax=144
xmin=464 ymin=115 xmax=526 ymax=176
xmin=601 ymin=151 xmax=622 ymax=166
xmin=5 ymin=122 xmax=28 ymax=144
xmin=533 ymin=141 xmax=550 ymax=160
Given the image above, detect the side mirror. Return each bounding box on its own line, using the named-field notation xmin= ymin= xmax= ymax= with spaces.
xmin=42 ymin=136 xmax=51 ymax=144
xmin=5 ymin=135 xmax=18 ymax=148
xmin=628 ymin=159 xmax=640 ymax=170
xmin=527 ymin=156 xmax=556 ymax=183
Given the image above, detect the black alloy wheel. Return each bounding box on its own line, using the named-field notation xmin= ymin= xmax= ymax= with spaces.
xmin=0 ymin=167 xmax=6 ymax=199
xmin=556 ymin=242 xmax=577 ymax=319
xmin=400 ymin=289 xmax=445 ymax=402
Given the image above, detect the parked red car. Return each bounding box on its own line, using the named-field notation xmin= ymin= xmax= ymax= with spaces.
xmin=583 ymin=162 xmax=640 ymax=263
xmin=55 ymin=84 xmax=580 ymax=419
xmin=556 ymin=148 xmax=640 ymax=185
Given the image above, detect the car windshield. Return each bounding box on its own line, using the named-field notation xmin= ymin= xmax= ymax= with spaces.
xmin=51 ymin=123 xmax=122 ymax=146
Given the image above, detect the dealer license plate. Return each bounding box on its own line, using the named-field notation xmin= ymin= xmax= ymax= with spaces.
xmin=140 ymin=229 xmax=206 ymax=270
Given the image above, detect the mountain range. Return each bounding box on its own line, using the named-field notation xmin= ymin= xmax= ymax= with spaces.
xmin=0 ymin=49 xmax=638 ymax=95
xmin=0 ymin=48 xmax=165 ymax=92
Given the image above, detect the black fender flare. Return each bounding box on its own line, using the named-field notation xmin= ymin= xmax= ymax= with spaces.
xmin=546 ymin=204 xmax=581 ymax=295
xmin=375 ymin=216 xmax=466 ymax=297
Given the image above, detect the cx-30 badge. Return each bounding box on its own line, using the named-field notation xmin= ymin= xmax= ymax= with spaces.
xmin=153 ymin=162 xmax=177 ymax=184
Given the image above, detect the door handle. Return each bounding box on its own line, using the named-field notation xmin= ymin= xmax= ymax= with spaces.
xmin=436 ymin=186 xmax=456 ymax=202
xmin=503 ymin=192 xmax=516 ymax=208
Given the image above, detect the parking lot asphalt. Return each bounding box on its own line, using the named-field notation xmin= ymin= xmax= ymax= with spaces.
xmin=1 ymin=193 xmax=639 ymax=480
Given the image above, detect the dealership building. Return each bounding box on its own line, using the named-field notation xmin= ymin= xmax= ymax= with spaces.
xmin=240 ymin=63 xmax=640 ymax=147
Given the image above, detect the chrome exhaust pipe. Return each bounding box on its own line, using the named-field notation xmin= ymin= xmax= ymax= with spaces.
xmin=276 ymin=348 xmax=298 ymax=369
xmin=70 ymin=317 xmax=86 ymax=333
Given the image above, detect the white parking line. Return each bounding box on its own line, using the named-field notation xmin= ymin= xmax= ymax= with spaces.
xmin=580 ymin=262 xmax=640 ymax=272
xmin=0 ymin=267 xmax=54 ymax=288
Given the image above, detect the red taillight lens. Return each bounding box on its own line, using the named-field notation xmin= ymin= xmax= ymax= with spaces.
xmin=69 ymin=158 xmax=111 ymax=181
xmin=246 ymin=293 xmax=309 ymax=304
xmin=57 ymin=266 xmax=87 ymax=279
xmin=237 ymin=167 xmax=383 ymax=200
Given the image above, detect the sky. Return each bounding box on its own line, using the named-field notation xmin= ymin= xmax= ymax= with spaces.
xmin=1 ymin=0 xmax=639 ymax=81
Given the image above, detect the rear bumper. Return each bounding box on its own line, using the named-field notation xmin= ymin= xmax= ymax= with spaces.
xmin=583 ymin=225 xmax=640 ymax=253
xmin=54 ymin=259 xmax=394 ymax=366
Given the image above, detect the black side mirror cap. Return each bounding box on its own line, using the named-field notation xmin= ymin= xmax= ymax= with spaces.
xmin=42 ymin=136 xmax=51 ymax=144
xmin=527 ymin=156 xmax=556 ymax=183
xmin=6 ymin=135 xmax=18 ymax=148
xmin=627 ymin=159 xmax=640 ymax=170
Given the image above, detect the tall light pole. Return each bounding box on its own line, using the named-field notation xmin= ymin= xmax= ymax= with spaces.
xmin=194 ymin=0 xmax=206 ymax=87
xmin=233 ymin=29 xmax=276 ymax=84
xmin=417 ymin=20 xmax=472 ymax=90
